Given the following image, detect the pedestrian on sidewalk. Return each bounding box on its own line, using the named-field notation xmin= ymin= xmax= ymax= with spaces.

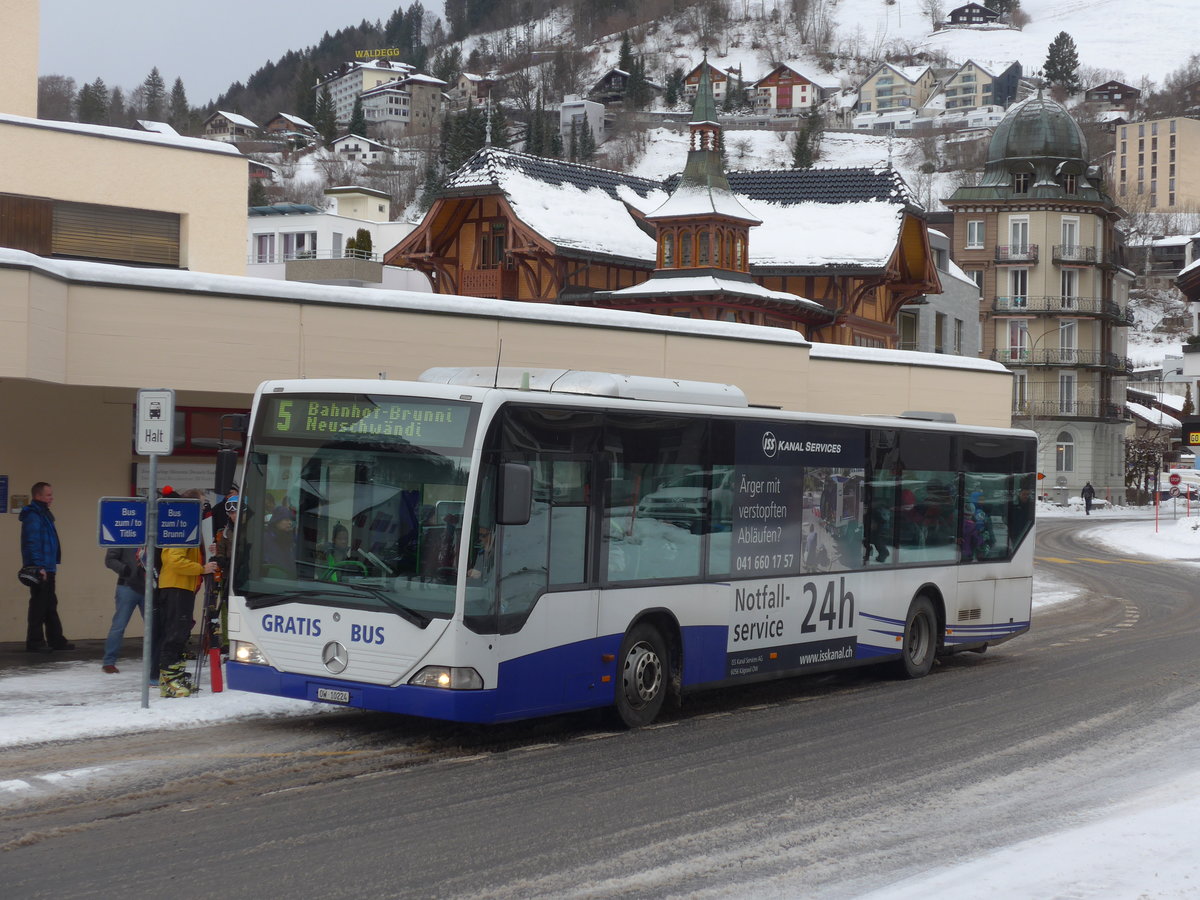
xmin=1082 ymin=481 xmax=1096 ymax=515
xmin=101 ymin=546 xmax=147 ymax=673
xmin=19 ymin=481 xmax=74 ymax=653
xmin=157 ymin=489 xmax=218 ymax=698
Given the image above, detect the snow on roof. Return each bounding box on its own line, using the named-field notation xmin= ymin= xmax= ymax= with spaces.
xmin=648 ymin=181 xmax=761 ymax=224
xmin=403 ymin=73 xmax=448 ymax=86
xmin=331 ymin=134 xmax=392 ymax=150
xmin=809 ymin=341 xmax=1007 ymax=373
xmin=215 ymin=110 xmax=258 ymax=129
xmin=277 ymin=112 xmax=315 ymax=130
xmin=1127 ymin=401 xmax=1182 ymax=429
xmin=0 ymin=247 xmax=807 ymax=347
xmin=137 ymin=119 xmax=179 ymax=135
xmin=1151 ymin=234 xmax=1192 ymax=247
xmin=607 ymin=272 xmax=826 ymax=313
xmin=743 ymin=198 xmax=903 ymax=269
xmin=0 ymin=112 xmax=241 ymax=156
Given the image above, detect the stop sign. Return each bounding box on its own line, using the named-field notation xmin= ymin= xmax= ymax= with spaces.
xmin=1169 ymin=473 xmax=1182 ymax=486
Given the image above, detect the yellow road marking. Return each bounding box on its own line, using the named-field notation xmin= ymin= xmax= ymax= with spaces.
xmin=1075 ymin=557 xmax=1120 ymax=564
xmin=1036 ymin=556 xmax=1077 ymax=564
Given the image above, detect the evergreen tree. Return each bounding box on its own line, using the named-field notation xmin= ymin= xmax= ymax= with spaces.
xmin=168 ymin=77 xmax=190 ymax=132
xmin=985 ymin=0 xmax=1020 ymax=15
xmin=142 ymin=67 xmax=166 ymax=120
xmin=349 ymin=94 xmax=368 ymax=136
xmin=296 ymin=61 xmax=318 ymax=123
xmin=617 ymin=32 xmax=635 ymax=74
xmin=526 ymin=90 xmax=545 ymax=155
xmin=1044 ymin=31 xmax=1082 ymax=94
xmin=578 ymin=112 xmax=597 ymax=161
xmin=487 ymin=103 xmax=510 ymax=149
xmin=568 ymin=119 xmax=578 ymax=162
xmin=665 ymin=67 xmax=684 ymax=107
xmin=314 ymin=84 xmax=338 ymax=146
xmin=431 ymin=46 xmax=463 ymax=85
xmin=791 ymin=111 xmax=824 ymax=168
xmin=1184 ymin=384 xmax=1195 ymax=417
xmin=76 ymin=77 xmax=109 ymax=124
xmin=108 ymin=86 xmax=127 ymax=127
xmin=549 ymin=129 xmax=564 ymax=159
xmin=626 ymin=57 xmax=651 ymax=109
xmin=248 ymin=178 xmax=270 ymax=208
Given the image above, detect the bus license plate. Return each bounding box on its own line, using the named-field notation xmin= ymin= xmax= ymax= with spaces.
xmin=317 ymin=687 xmax=351 ymax=704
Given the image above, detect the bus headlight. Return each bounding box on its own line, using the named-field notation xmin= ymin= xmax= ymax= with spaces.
xmin=231 ymin=641 xmax=268 ymax=665
xmin=408 ymin=666 xmax=484 ymax=690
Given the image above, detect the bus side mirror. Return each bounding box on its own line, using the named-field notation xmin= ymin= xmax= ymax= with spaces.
xmin=214 ymin=448 xmax=238 ymax=496
xmin=497 ymin=463 xmax=532 ymax=526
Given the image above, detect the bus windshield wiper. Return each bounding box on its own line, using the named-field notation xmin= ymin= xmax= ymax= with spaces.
xmin=243 ymin=591 xmax=317 ymax=611
xmin=343 ymin=583 xmax=431 ymax=627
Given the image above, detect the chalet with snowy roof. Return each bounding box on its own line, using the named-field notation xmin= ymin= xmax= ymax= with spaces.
xmin=857 ymin=64 xmax=938 ymax=115
xmin=683 ymin=61 xmax=731 ymax=105
xmin=263 ymin=113 xmax=317 ymax=138
xmin=202 ymin=110 xmax=258 ymax=143
xmin=945 ymin=3 xmax=1001 ymax=26
xmin=330 ymin=133 xmax=395 ymax=164
xmin=940 ymin=60 xmax=1021 ymax=112
xmin=1084 ymin=81 xmax=1140 ymax=110
xmin=387 ymin=65 xmax=939 ymax=346
xmin=591 ymin=67 xmax=631 ymax=102
xmin=751 ymin=64 xmax=830 ymax=116
xmin=453 ymin=72 xmax=497 ymax=108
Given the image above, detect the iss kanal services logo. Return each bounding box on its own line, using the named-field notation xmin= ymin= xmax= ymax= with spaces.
xmin=761 ymin=431 xmax=777 ymax=458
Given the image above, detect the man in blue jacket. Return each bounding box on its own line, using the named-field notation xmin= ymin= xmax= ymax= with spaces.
xmin=19 ymin=481 xmax=74 ymax=653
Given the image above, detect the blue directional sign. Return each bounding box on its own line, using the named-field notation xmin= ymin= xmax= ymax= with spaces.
xmin=158 ymin=498 xmax=202 ymax=547
xmin=98 ymin=497 xmax=148 ymax=547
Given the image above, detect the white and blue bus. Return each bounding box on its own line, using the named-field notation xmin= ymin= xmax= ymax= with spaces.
xmin=226 ymin=368 xmax=1037 ymax=726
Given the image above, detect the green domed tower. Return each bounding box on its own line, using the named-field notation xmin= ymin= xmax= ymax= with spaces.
xmin=945 ymin=93 xmax=1131 ymax=502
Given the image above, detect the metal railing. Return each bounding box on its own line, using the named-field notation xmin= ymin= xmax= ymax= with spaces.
xmin=995 ymin=244 xmax=1038 ymax=263
xmin=992 ymin=348 xmax=1133 ymax=372
xmin=247 ymin=248 xmax=380 ymax=265
xmin=1012 ymin=400 xmax=1131 ymax=421
xmin=991 ymin=296 xmax=1133 ymax=324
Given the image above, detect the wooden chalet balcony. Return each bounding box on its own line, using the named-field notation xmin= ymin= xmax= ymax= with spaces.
xmin=991 ymin=296 xmax=1134 ymax=324
xmin=1013 ymin=400 xmax=1131 ymax=421
xmin=461 ymin=266 xmax=518 ymax=299
xmin=994 ymin=244 xmax=1038 ymax=263
xmin=992 ymin=348 xmax=1133 ymax=373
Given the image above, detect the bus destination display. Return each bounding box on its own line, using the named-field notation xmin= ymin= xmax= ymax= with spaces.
xmin=262 ymin=396 xmax=472 ymax=447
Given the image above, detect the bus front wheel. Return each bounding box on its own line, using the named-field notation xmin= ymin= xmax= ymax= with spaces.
xmin=897 ymin=595 xmax=937 ymax=679
xmin=614 ymin=623 xmax=668 ymax=727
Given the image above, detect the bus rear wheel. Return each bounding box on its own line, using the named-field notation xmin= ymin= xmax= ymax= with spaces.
xmin=614 ymin=623 xmax=668 ymax=727
xmin=897 ymin=595 xmax=937 ymax=679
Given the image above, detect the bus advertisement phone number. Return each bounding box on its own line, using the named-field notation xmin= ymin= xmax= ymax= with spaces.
xmin=735 ymin=553 xmax=795 ymax=573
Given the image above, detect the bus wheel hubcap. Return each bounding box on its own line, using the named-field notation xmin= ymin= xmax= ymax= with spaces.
xmin=623 ymin=642 xmax=661 ymax=707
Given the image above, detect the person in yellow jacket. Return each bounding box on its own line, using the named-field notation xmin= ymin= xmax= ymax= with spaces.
xmin=157 ymin=494 xmax=218 ymax=698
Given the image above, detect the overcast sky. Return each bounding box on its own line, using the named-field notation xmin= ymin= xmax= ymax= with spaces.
xmin=38 ymin=0 xmax=419 ymax=106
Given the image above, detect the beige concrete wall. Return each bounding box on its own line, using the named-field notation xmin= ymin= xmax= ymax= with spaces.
xmin=0 ymin=383 xmax=247 ymax=644
xmin=0 ymin=118 xmax=248 ymax=275
xmin=0 ymin=0 xmax=38 ymax=117
xmin=0 ymin=253 xmax=1016 ymax=641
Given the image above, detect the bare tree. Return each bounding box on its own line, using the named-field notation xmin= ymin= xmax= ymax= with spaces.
xmin=920 ymin=0 xmax=945 ymax=31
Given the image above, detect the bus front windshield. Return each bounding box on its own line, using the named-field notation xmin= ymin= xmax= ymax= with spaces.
xmin=233 ymin=394 xmax=479 ymax=624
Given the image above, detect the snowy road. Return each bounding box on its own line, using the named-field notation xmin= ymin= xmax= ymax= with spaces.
xmin=3 ymin=517 xmax=1200 ymax=898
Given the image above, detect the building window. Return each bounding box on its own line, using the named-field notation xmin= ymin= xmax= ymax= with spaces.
xmin=935 ymin=313 xmax=946 ymax=353
xmin=966 ymin=219 xmax=985 ymax=249
xmin=954 ymin=319 xmax=964 ymax=355
xmin=1013 ymin=172 xmax=1031 ymax=193
xmin=254 ymin=233 xmax=276 ymax=264
xmin=966 ymin=269 xmax=984 ymax=289
xmin=1055 ymin=431 xmax=1075 ymax=471
xmin=661 ymin=232 xmax=674 ymax=267
xmin=283 ymin=232 xmax=318 ymax=259
xmin=1063 ymin=174 xmax=1077 ymax=194
xmin=680 ymin=230 xmax=693 ymax=267
xmin=697 ymin=229 xmax=710 ymax=266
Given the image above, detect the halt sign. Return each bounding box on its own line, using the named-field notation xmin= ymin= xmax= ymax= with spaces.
xmin=1169 ymin=473 xmax=1182 ymax=486
xmin=136 ymin=388 xmax=175 ymax=455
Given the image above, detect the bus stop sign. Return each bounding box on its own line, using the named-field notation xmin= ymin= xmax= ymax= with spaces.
xmin=157 ymin=498 xmax=202 ymax=547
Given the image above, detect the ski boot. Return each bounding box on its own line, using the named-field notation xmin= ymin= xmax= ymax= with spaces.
xmin=159 ymin=661 xmax=198 ymax=698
